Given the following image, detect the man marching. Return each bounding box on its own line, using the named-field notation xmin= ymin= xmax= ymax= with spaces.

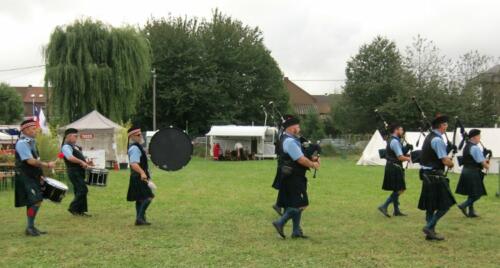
xmin=418 ymin=115 xmax=456 ymax=241
xmin=378 ymin=123 xmax=411 ymax=217
xmin=456 ymin=129 xmax=489 ymax=218
xmin=127 ymin=126 xmax=154 ymax=226
xmin=61 ymin=128 xmax=92 ymax=216
xmin=14 ymin=119 xmax=55 ymax=236
xmin=272 ymin=115 xmax=320 ymax=239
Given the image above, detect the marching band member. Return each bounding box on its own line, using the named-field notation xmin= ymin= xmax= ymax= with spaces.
xmin=456 ymin=129 xmax=489 ymax=218
xmin=14 ymin=119 xmax=55 ymax=236
xmin=418 ymin=115 xmax=456 ymax=241
xmin=62 ymin=128 xmax=92 ymax=216
xmin=127 ymin=126 xmax=154 ymax=226
xmin=272 ymin=115 xmax=320 ymax=239
xmin=378 ymin=123 xmax=411 ymax=217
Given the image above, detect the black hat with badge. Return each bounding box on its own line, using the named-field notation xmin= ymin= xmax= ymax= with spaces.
xmin=468 ymin=129 xmax=481 ymax=138
xmin=282 ymin=114 xmax=300 ymax=129
xmin=431 ymin=114 xmax=449 ymax=128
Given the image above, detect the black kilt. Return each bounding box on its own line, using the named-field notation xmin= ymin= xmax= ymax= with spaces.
xmin=127 ymin=174 xmax=154 ymax=201
xmin=382 ymin=162 xmax=406 ymax=191
xmin=276 ymin=172 xmax=309 ymax=208
xmin=271 ymin=167 xmax=282 ymax=190
xmin=455 ymin=167 xmax=487 ymax=197
xmin=14 ymin=172 xmax=43 ymax=207
xmin=418 ymin=170 xmax=456 ymax=211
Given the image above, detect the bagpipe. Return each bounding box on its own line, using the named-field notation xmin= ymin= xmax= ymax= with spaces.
xmin=299 ymin=136 xmax=321 ymax=178
xmin=373 ymin=109 xmax=413 ymax=167
xmin=410 ymin=97 xmax=458 ymax=171
xmin=454 ymin=117 xmax=493 ymax=173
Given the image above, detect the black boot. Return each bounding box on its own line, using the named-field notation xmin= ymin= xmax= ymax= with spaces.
xmin=25 ymin=227 xmax=40 ymax=237
xmin=468 ymin=207 xmax=479 ymax=218
xmin=378 ymin=206 xmax=391 ymax=218
xmin=457 ymin=204 xmax=468 ymax=217
xmin=272 ymin=221 xmax=286 ymax=239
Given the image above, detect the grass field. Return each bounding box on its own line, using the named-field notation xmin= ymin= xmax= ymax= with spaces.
xmin=0 ymin=157 xmax=499 ymax=267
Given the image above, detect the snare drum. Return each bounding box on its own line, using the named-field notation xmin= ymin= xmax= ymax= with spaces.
xmin=86 ymin=168 xmax=108 ymax=186
xmin=43 ymin=177 xmax=68 ymax=203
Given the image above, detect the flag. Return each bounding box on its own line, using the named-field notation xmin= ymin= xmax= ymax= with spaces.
xmin=33 ymin=106 xmax=49 ymax=134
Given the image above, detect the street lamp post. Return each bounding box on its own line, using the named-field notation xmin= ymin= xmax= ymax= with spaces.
xmin=152 ymin=69 xmax=157 ymax=131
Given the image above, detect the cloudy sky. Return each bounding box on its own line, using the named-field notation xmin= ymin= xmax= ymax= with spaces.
xmin=1 ymin=0 xmax=499 ymax=94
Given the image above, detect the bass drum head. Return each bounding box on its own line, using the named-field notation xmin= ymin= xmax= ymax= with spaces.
xmin=149 ymin=127 xmax=193 ymax=171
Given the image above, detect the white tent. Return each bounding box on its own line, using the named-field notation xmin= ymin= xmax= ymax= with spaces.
xmin=206 ymin=125 xmax=278 ymax=159
xmin=357 ymin=129 xmax=500 ymax=174
xmin=0 ymin=132 xmax=17 ymax=144
xmin=59 ymin=110 xmax=123 ymax=164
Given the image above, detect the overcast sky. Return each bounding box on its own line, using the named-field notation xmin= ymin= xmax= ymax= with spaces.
xmin=1 ymin=0 xmax=499 ymax=95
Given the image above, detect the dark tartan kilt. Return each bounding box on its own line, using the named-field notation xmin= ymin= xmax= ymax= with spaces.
xmin=127 ymin=173 xmax=154 ymax=201
xmin=418 ymin=170 xmax=456 ymax=211
xmin=277 ymin=173 xmax=309 ymax=208
xmin=382 ymin=163 xmax=406 ymax=191
xmin=455 ymin=167 xmax=487 ymax=197
xmin=14 ymin=172 xmax=43 ymax=207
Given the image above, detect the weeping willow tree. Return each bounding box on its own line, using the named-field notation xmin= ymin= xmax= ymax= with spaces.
xmin=44 ymin=19 xmax=151 ymax=123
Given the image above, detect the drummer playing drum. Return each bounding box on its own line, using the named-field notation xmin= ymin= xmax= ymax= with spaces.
xmin=14 ymin=119 xmax=56 ymax=237
xmin=61 ymin=128 xmax=93 ymax=217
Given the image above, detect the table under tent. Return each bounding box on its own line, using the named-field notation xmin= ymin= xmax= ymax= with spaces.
xmin=59 ymin=110 xmax=123 ymax=169
xmin=205 ymin=125 xmax=278 ymax=160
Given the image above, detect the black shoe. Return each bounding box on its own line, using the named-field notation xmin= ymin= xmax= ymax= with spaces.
xmin=378 ymin=206 xmax=391 ymax=218
xmin=25 ymin=227 xmax=40 ymax=237
xmin=135 ymin=219 xmax=151 ymax=226
xmin=68 ymin=209 xmax=79 ymax=216
xmin=291 ymin=233 xmax=309 ymax=239
xmin=272 ymin=221 xmax=286 ymax=239
xmin=468 ymin=212 xmax=479 ymax=218
xmin=423 ymin=227 xmax=444 ymax=241
xmin=393 ymin=211 xmax=407 ymax=216
xmin=272 ymin=205 xmax=283 ymax=216
xmin=33 ymin=227 xmax=47 ymax=235
xmin=457 ymin=205 xmax=468 ymax=217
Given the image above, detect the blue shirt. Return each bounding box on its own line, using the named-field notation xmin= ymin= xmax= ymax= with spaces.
xmin=15 ymin=136 xmax=37 ymax=161
xmin=421 ymin=130 xmax=448 ymax=170
xmin=128 ymin=146 xmax=142 ymax=164
xmin=282 ymin=133 xmax=304 ymax=161
xmin=389 ymin=136 xmax=403 ymax=157
xmin=470 ymin=143 xmax=486 ymax=163
xmin=62 ymin=144 xmax=74 ymax=158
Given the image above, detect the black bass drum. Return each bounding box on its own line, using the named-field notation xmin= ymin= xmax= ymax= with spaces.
xmin=149 ymin=127 xmax=193 ymax=171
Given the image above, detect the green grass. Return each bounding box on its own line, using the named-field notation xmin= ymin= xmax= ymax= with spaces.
xmin=1 ymin=157 xmax=499 ymax=267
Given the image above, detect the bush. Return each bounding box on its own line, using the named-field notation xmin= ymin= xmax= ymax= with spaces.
xmin=192 ymin=143 xmax=207 ymax=158
xmin=35 ymin=132 xmax=61 ymax=175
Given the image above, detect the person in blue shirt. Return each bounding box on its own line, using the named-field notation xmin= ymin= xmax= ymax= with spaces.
xmin=378 ymin=123 xmax=411 ymax=217
xmin=456 ymin=129 xmax=490 ymax=218
xmin=418 ymin=115 xmax=456 ymax=241
xmin=126 ymin=126 xmax=154 ymax=226
xmin=61 ymin=128 xmax=93 ymax=217
xmin=14 ymin=119 xmax=56 ymax=236
xmin=272 ymin=115 xmax=320 ymax=239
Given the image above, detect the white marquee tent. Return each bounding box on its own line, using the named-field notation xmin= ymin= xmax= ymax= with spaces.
xmin=357 ymin=129 xmax=500 ymax=174
xmin=206 ymin=125 xmax=278 ymax=159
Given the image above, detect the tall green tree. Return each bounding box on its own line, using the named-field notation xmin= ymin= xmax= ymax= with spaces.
xmin=0 ymin=82 xmax=24 ymax=124
xmin=336 ymin=36 xmax=406 ymax=133
xmin=135 ymin=10 xmax=288 ymax=135
xmin=301 ymin=109 xmax=326 ymax=142
xmin=44 ymin=18 xmax=152 ymax=123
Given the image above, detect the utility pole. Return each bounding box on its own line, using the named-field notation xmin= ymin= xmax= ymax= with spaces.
xmin=152 ymin=69 xmax=157 ymax=131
